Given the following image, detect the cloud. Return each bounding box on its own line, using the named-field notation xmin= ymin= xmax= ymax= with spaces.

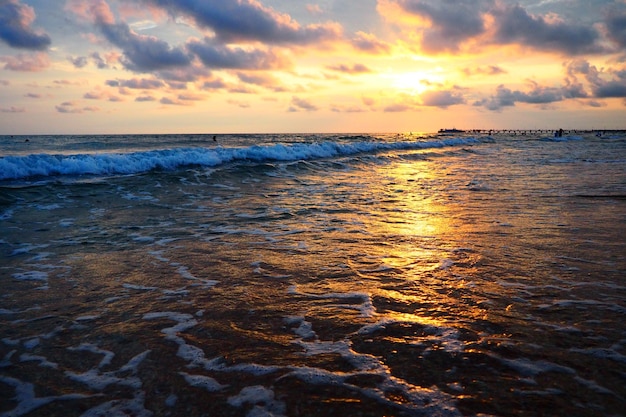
xmin=187 ymin=38 xmax=290 ymax=70
xmin=83 ymin=88 xmax=122 ymax=102
xmin=99 ymin=22 xmax=191 ymax=72
xmin=491 ymin=3 xmax=605 ymax=55
xmin=387 ymin=0 xmax=608 ymax=55
xmin=330 ymin=105 xmax=366 ymax=113
xmin=351 ymin=31 xmax=391 ymax=54
xmin=157 ymin=66 xmax=211 ymax=83
xmin=326 ymin=63 xmax=372 ymax=74
xmin=201 ymin=78 xmax=228 ymax=90
xmin=68 ymin=52 xmax=119 ymax=70
xmin=477 ymin=83 xmax=566 ymax=111
xmin=69 ymin=56 xmax=89 ymax=68
xmin=420 ymin=89 xmax=465 ymax=107
xmin=0 ymin=52 xmax=50 ymax=71
xmin=395 ymin=0 xmax=490 ymax=53
xmin=383 ymin=103 xmax=412 ymax=112
xmin=55 ymin=101 xmax=100 ymax=113
xmin=604 ymin=9 xmax=626 ymax=50
xmin=306 ymin=4 xmax=323 ymax=15
xmin=106 ymin=78 xmax=165 ymax=89
xmin=0 ymin=105 xmax=25 ymax=113
xmin=462 ymin=65 xmax=507 ymax=77
xmin=160 ymin=96 xmax=192 ymax=106
xmin=74 ymin=0 xmax=191 ymax=72
xmin=0 ymin=0 xmax=51 ymax=50
xmin=143 ymin=0 xmax=342 ymax=45
xmin=566 ymin=59 xmax=626 ymax=99
xmin=476 ymin=59 xmax=626 ymax=111
xmin=289 ymin=96 xmax=318 ymax=111
xmin=135 ymin=95 xmax=156 ymax=102
xmin=236 ymin=72 xmax=278 ymax=88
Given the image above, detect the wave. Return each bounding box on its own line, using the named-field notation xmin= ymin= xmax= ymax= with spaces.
xmin=539 ymin=135 xmax=584 ymax=142
xmin=0 ymin=137 xmax=480 ymax=181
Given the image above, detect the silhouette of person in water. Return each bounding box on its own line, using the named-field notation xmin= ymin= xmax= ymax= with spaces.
xmin=213 ymin=135 xmax=217 ymax=142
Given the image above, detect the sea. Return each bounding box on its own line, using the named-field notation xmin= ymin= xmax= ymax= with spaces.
xmin=0 ymin=131 xmax=625 ymax=417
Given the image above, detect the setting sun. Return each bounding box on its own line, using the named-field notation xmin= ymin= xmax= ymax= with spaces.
xmin=387 ymin=70 xmax=443 ymax=95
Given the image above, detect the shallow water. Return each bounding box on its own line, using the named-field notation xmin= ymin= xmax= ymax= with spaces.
xmin=1 ymin=133 xmax=625 ymax=416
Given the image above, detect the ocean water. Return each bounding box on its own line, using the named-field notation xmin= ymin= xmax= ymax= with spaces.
xmin=1 ymin=132 xmax=625 ymax=417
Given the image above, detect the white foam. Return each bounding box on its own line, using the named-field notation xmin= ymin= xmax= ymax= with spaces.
xmin=143 ymin=311 xmax=278 ymax=376
xmin=284 ymin=316 xmax=316 ymax=339
xmin=19 ymin=353 xmax=59 ymax=369
xmin=10 ymin=244 xmax=49 ymax=256
xmin=12 ymin=270 xmax=48 ymax=282
xmin=227 ymin=385 xmax=287 ymax=417
xmin=165 ymin=393 xmax=178 ymax=407
xmin=176 ymin=266 xmax=219 ymax=289
xmin=491 ymin=355 xmax=576 ymax=377
xmin=78 ymin=391 xmax=152 ymax=417
xmin=68 ymin=343 xmax=115 ymax=368
xmin=75 ymin=315 xmax=100 ymax=322
xmin=65 ymin=350 xmax=150 ymax=391
xmin=59 ymin=218 xmax=74 ymax=227
xmin=0 ymin=208 xmax=14 ymax=220
xmin=35 ymin=203 xmax=61 ymax=210
xmin=23 ymin=338 xmax=39 ymax=349
xmin=0 ymin=375 xmax=90 ymax=417
xmin=288 ymin=285 xmax=376 ymax=318
xmin=123 ymin=283 xmax=159 ymax=291
xmin=179 ymin=372 xmax=226 ymax=392
xmin=0 ymin=350 xmax=16 ymax=367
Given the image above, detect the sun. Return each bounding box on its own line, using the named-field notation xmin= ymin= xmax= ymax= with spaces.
xmin=385 ymin=69 xmax=445 ymax=96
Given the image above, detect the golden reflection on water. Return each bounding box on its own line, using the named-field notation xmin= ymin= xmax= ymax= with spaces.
xmin=347 ymin=157 xmax=480 ymax=328
xmin=366 ymin=159 xmax=459 ymax=238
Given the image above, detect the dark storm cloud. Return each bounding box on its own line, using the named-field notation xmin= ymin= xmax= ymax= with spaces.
xmin=187 ymin=38 xmax=288 ymax=70
xmin=142 ymin=0 xmax=341 ymax=45
xmin=0 ymin=0 xmax=51 ymax=50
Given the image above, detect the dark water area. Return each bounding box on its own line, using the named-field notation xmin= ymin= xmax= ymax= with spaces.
xmin=1 ymin=132 xmax=625 ymax=416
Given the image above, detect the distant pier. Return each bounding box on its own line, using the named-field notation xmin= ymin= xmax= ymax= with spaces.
xmin=443 ymin=129 xmax=626 ymax=136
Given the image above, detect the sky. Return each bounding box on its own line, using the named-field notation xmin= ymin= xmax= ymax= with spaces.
xmin=0 ymin=0 xmax=625 ymax=134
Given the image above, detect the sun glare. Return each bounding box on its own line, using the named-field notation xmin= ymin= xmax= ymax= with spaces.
xmin=386 ymin=70 xmax=445 ymax=95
